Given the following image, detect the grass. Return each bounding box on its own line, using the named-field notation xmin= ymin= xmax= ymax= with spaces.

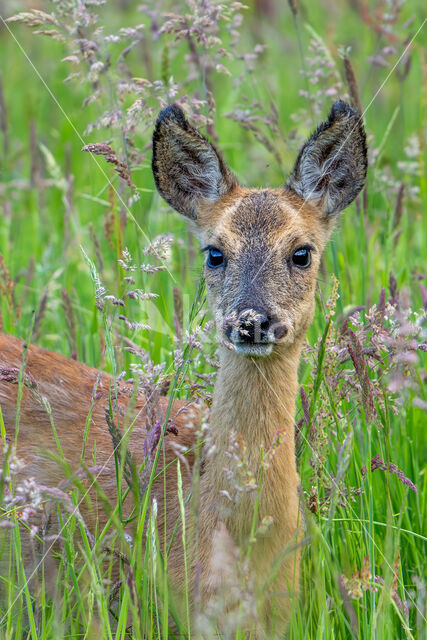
xmin=0 ymin=0 xmax=426 ymax=638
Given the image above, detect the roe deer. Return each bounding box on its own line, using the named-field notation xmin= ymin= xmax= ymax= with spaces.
xmin=0 ymin=99 xmax=366 ymax=636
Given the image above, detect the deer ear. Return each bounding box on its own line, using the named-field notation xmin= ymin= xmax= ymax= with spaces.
xmin=286 ymin=100 xmax=367 ymax=217
xmin=152 ymin=104 xmax=237 ymax=221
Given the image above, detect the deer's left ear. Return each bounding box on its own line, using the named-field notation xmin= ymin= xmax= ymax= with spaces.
xmin=286 ymin=100 xmax=367 ymax=217
xmin=152 ymin=104 xmax=237 ymax=221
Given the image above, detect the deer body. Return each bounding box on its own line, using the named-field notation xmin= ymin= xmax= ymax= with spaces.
xmin=0 ymin=100 xmax=367 ymax=636
xmin=0 ymin=334 xmax=196 ymax=533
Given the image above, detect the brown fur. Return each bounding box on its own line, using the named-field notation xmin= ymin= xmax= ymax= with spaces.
xmin=0 ymin=335 xmax=198 ymax=596
xmin=0 ymin=100 xmax=367 ymax=637
xmin=0 ymin=334 xmax=197 ymax=500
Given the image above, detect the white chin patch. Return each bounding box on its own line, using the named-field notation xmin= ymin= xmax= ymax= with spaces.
xmin=234 ymin=343 xmax=274 ymax=358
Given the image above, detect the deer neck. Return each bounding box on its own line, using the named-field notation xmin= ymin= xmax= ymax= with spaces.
xmin=202 ymin=340 xmax=302 ymax=539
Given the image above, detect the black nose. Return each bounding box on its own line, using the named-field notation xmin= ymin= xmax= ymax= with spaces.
xmin=227 ymin=309 xmax=271 ymax=344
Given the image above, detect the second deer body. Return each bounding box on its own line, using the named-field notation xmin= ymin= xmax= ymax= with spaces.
xmin=0 ymin=99 xmax=366 ymax=636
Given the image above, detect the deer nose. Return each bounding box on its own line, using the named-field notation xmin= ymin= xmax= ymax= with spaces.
xmin=224 ymin=309 xmax=289 ymax=344
xmin=225 ymin=309 xmax=271 ymax=344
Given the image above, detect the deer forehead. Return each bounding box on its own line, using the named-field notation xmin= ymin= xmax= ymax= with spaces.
xmin=198 ymin=187 xmax=328 ymax=252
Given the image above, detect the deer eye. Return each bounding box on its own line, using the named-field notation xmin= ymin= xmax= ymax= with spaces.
xmin=204 ymin=246 xmax=225 ymax=269
xmin=292 ymin=246 xmax=312 ymax=268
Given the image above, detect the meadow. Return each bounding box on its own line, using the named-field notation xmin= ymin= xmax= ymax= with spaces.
xmin=0 ymin=0 xmax=426 ymax=638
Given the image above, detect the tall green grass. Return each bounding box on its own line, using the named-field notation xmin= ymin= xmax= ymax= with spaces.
xmin=0 ymin=0 xmax=425 ymax=638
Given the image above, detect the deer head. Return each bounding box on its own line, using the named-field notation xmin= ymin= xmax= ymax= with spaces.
xmin=152 ymin=101 xmax=367 ymax=357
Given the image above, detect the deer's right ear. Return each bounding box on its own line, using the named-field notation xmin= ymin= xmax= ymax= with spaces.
xmin=286 ymin=100 xmax=367 ymax=218
xmin=152 ymin=104 xmax=237 ymax=221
